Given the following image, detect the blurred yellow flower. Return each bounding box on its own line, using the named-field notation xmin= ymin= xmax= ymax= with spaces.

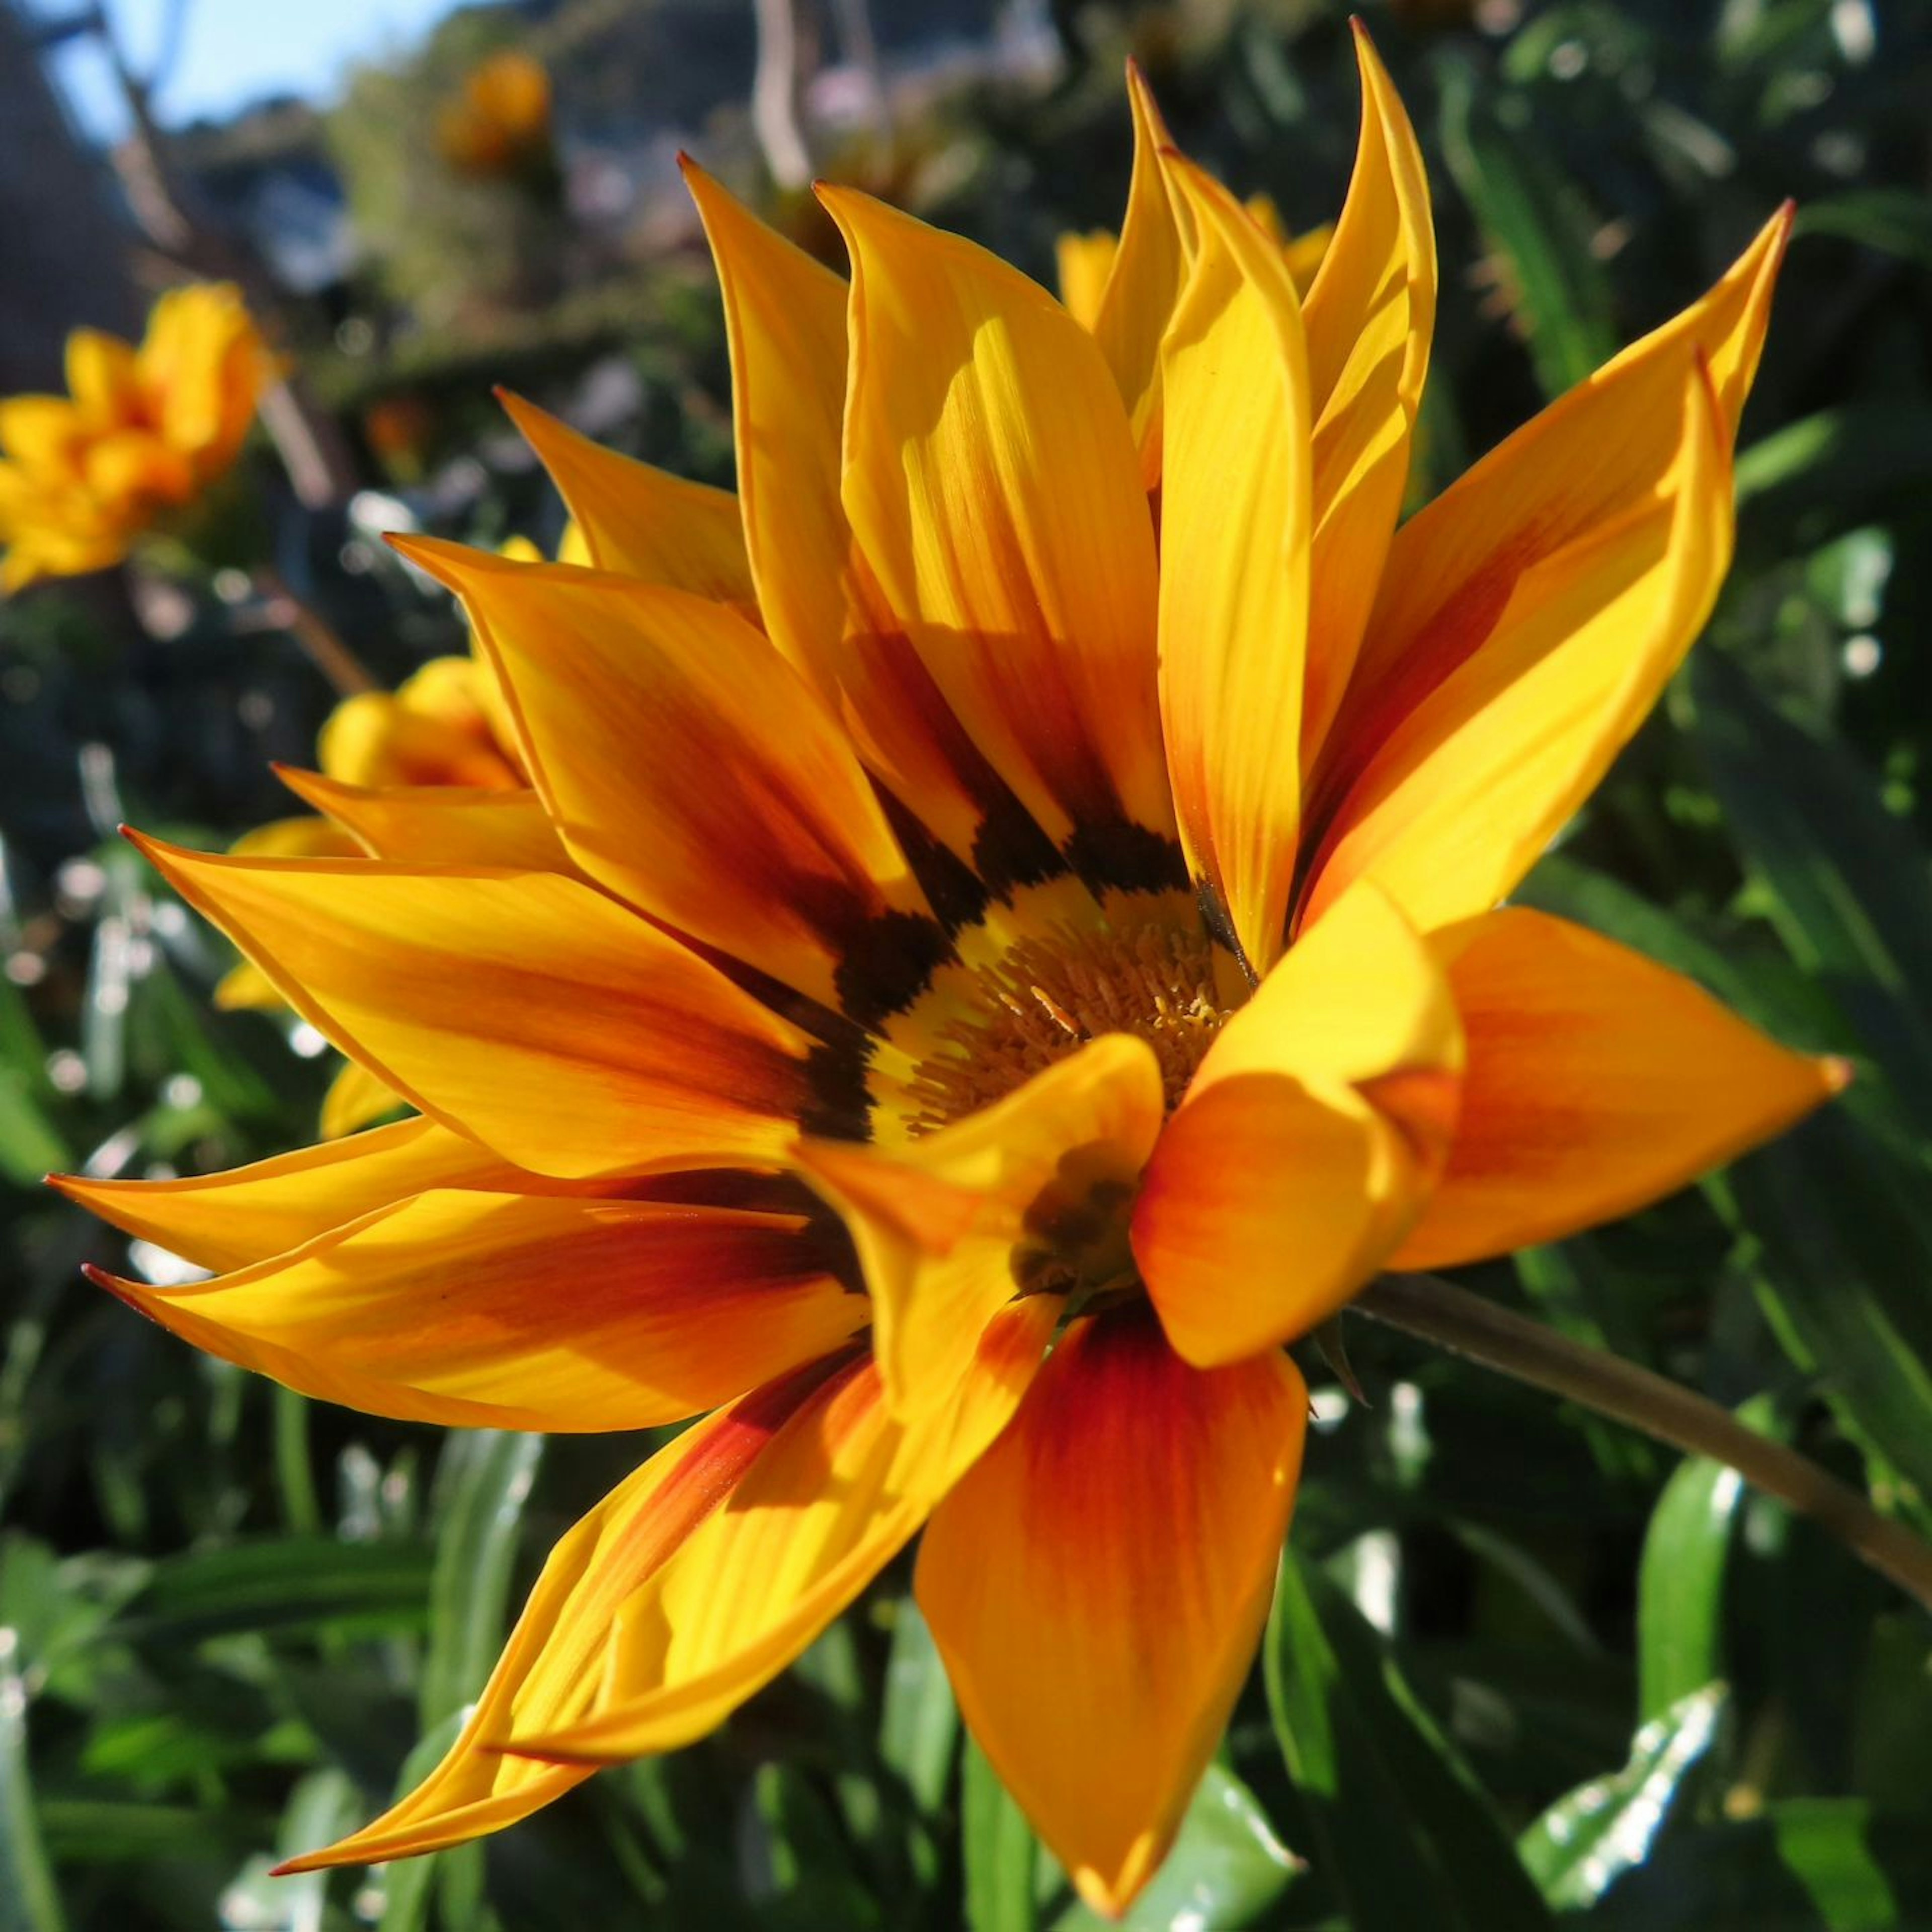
xmin=1059 ymin=191 xmax=1329 ymax=334
xmin=0 ymin=284 xmax=274 ymax=593
xmin=437 ymin=49 xmax=554 ymax=181
xmin=62 ymin=32 xmax=1843 ymax=1917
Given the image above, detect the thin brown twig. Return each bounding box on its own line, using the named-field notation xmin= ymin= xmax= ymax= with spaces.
xmin=251 ymin=567 xmax=376 ymax=697
xmin=1355 ymin=1271 xmax=1932 ymax=1614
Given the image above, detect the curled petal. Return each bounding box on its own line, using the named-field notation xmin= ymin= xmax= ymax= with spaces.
xmin=1135 ymin=882 xmax=1462 ymax=1365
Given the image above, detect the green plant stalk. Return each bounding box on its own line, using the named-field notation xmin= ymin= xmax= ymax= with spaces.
xmin=1356 ymin=1273 xmax=1932 ymax=1614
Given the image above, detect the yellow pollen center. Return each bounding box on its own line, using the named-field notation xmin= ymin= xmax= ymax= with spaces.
xmin=897 ymin=913 xmax=1227 ymax=1135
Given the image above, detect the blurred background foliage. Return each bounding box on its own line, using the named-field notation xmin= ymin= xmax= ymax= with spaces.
xmin=4 ymin=0 xmax=1932 ymax=1926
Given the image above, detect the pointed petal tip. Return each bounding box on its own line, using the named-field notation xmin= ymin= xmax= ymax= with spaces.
xmin=1822 ymin=1053 xmax=1856 ymax=1095
xmin=80 ymin=1261 xmax=146 ymax=1316
xmin=383 ymin=529 xmax=505 ymax=594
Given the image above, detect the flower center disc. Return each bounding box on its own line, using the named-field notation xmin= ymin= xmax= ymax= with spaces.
xmin=878 ymin=889 xmax=1230 ymax=1140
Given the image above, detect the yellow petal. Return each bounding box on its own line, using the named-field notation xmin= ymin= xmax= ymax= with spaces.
xmin=0 ymin=397 xmax=85 ymax=473
xmin=1298 ymin=24 xmax=1435 ymax=758
xmin=505 ymin=1296 xmax=1059 ymax=1763
xmin=215 ymin=816 xmax=363 ymax=1011
xmin=228 ymin=814 xmax=363 ymax=862
xmin=1155 ymin=153 xmax=1312 ymax=979
xmin=274 ymin=769 xmax=574 ymax=871
xmin=1283 ymin=222 xmax=1333 ymax=295
xmin=917 ymin=1306 xmax=1307 ymax=1917
xmin=82 ymin=430 xmax=192 ymax=509
xmin=1133 ymin=882 xmax=1462 ymax=1365
xmin=1055 ymin=230 xmax=1117 ymax=331
xmin=49 ymin=1115 xmax=532 ymax=1273
xmin=1089 ymin=64 xmax=1184 ymax=486
xmin=64 ymin=330 xmax=141 ymax=422
xmin=319 ymin=1058 xmax=404 ymax=1139
xmin=127 ymin=835 xmax=822 ymax=1179
xmin=798 ymin=1032 xmax=1165 ymax=1418
xmin=682 ymin=159 xmax=995 ymax=868
xmin=826 ymin=184 xmax=1174 ymax=856
xmin=398 ymin=537 xmax=943 ymax=1022
xmin=139 ymin=283 xmax=266 ymax=470
xmin=1395 ymin=909 xmax=1848 ymax=1269
xmin=317 ymin=687 xmax=520 ymax=791
xmin=277 ymin=1353 xmax=858 ymax=1871
xmin=91 ymin=1192 xmax=863 ymax=1431
xmin=495 ymin=391 xmax=756 ymax=613
xmin=1318 ymin=206 xmax=1789 ymax=823
xmin=1302 ymin=363 xmax=1733 ymax=934
xmin=213 ymin=959 xmax=283 ymax=1011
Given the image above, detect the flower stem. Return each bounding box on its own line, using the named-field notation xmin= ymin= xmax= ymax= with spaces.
xmin=252 ymin=567 xmax=376 ymax=697
xmin=1354 ymin=1271 xmax=1932 ymax=1614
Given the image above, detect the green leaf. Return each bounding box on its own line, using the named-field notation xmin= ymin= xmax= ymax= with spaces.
xmin=1436 ymin=58 xmax=1618 ymax=399
xmin=0 ymin=1664 xmax=66 ymax=1932
xmin=218 ymin=1768 xmax=359 ymax=1932
xmin=1264 ymin=1547 xmax=1554 ymax=1932
xmin=1519 ymin=1683 xmax=1725 ymax=1909
xmin=1734 ymin=405 xmax=1932 ymax=562
xmin=878 ymin=1598 xmax=958 ymax=1822
xmin=1689 ymin=650 xmax=1932 ymax=1136
xmin=1638 ymin=1456 xmax=1747 ymax=1722
xmin=1589 ymin=1798 xmax=1932 ymax=1928
xmin=419 ymin=1431 xmax=543 ymax=1729
xmin=1722 ymin=1116 xmax=1932 ymax=1519
xmin=963 ymin=1736 xmax=1041 ymax=1932
xmin=119 ymin=1536 xmax=434 ymax=1643
xmin=1050 ymin=1763 xmax=1302 ymax=1931
xmin=1795 ymin=190 xmax=1932 ymax=269
xmin=0 ymin=1073 xmax=68 ymax=1188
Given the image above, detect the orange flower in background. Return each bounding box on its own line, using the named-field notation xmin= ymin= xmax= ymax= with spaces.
xmin=437 ymin=48 xmax=554 ymax=181
xmin=0 ymin=284 xmax=274 ymax=592
xmin=59 ymin=30 xmax=1844 ymax=1916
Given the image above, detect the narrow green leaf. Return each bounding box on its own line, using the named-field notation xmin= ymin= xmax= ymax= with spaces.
xmin=1723 ymin=1117 xmax=1932 ymax=1517
xmin=0 ymin=1666 xmax=66 ymax=1932
xmin=1518 ymin=1683 xmax=1725 ymax=1908
xmin=272 ymin=1387 xmax=323 ymax=1538
xmin=219 ymin=1768 xmax=358 ymax=1932
xmin=1689 ymin=650 xmax=1932 ymax=1136
xmin=1265 ymin=1548 xmax=1554 ymax=1932
xmin=375 ymin=1707 xmax=470 ymax=1932
xmin=1590 ymin=1798 xmax=1932 ymax=1928
xmin=1734 ymin=405 xmax=1932 ymax=554
xmin=1639 ymin=1457 xmax=1746 ymax=1722
xmin=420 ymin=1431 xmax=543 ymax=1728
xmin=119 ymin=1536 xmax=434 ymax=1642
xmin=878 ymin=1597 xmax=958 ymax=1821
xmin=1436 ymin=59 xmax=1618 ymax=398
xmin=1795 ymin=190 xmax=1932 ymax=269
xmin=963 ymin=1736 xmax=1040 ymax=1932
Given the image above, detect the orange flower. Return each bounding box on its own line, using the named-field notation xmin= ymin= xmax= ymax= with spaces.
xmin=59 ymin=33 xmax=1842 ymax=1916
xmin=436 ymin=49 xmax=554 ymax=181
xmin=0 ymin=284 xmax=274 ymax=592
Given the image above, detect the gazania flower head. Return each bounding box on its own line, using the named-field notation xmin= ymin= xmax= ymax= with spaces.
xmin=61 ymin=31 xmax=1843 ymax=1916
xmin=0 ymin=284 xmax=273 ymax=593
xmin=437 ymin=49 xmax=555 ymax=181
